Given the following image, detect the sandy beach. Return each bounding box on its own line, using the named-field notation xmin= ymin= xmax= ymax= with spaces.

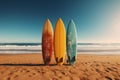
xmin=0 ymin=53 xmax=120 ymax=80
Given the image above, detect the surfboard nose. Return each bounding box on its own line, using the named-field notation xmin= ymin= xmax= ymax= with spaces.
xmin=57 ymin=18 xmax=63 ymax=23
xmin=46 ymin=18 xmax=51 ymax=23
xmin=70 ymin=19 xmax=73 ymax=23
xmin=56 ymin=18 xmax=65 ymax=28
xmin=69 ymin=19 xmax=75 ymax=25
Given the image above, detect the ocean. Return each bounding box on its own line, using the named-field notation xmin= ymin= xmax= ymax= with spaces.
xmin=0 ymin=43 xmax=41 ymax=54
xmin=0 ymin=43 xmax=120 ymax=55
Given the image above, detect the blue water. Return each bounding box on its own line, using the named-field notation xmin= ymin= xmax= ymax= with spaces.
xmin=0 ymin=43 xmax=120 ymax=54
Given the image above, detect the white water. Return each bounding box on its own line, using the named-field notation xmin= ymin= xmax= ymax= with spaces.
xmin=0 ymin=43 xmax=120 ymax=54
xmin=0 ymin=45 xmax=41 ymax=54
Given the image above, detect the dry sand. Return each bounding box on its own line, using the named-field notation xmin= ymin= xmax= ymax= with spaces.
xmin=0 ymin=53 xmax=120 ymax=80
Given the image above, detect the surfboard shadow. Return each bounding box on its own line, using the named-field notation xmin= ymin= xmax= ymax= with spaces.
xmin=0 ymin=64 xmax=56 ymax=66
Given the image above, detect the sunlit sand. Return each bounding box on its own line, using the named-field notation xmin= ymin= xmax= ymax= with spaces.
xmin=0 ymin=53 xmax=120 ymax=80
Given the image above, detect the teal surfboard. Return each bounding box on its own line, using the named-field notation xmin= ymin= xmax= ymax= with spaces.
xmin=67 ymin=19 xmax=77 ymax=65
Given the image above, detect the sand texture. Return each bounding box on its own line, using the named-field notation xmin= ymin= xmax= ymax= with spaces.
xmin=0 ymin=53 xmax=120 ymax=80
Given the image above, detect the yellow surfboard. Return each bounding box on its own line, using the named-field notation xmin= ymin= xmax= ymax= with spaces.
xmin=54 ymin=18 xmax=66 ymax=65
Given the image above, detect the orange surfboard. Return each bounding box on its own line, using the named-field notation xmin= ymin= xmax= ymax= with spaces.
xmin=42 ymin=19 xmax=53 ymax=65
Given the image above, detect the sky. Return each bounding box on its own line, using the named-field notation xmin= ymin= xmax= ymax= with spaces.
xmin=0 ymin=0 xmax=120 ymax=43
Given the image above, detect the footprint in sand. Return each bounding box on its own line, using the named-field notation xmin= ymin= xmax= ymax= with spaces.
xmin=28 ymin=74 xmax=32 ymax=77
xmin=84 ymin=62 xmax=88 ymax=64
xmin=114 ymin=78 xmax=119 ymax=80
xmin=37 ymin=70 xmax=41 ymax=73
xmin=7 ymin=77 xmax=11 ymax=80
xmin=93 ymin=61 xmax=97 ymax=63
xmin=22 ymin=69 xmax=30 ymax=73
xmin=52 ymin=77 xmax=59 ymax=80
xmin=116 ymin=63 xmax=120 ymax=66
xmin=105 ymin=76 xmax=112 ymax=80
xmin=3 ymin=76 xmax=11 ymax=80
xmin=112 ymin=67 xmax=117 ymax=70
xmin=0 ymin=71 xmax=4 ymax=74
xmin=69 ymin=69 xmax=77 ymax=74
xmin=96 ymin=69 xmax=101 ymax=73
xmin=61 ymin=71 xmax=68 ymax=76
xmin=105 ymin=69 xmax=109 ymax=72
xmin=14 ymin=75 xmax=18 ymax=78
xmin=8 ymin=72 xmax=14 ymax=76
xmin=32 ymin=72 xmax=36 ymax=75
xmin=106 ymin=67 xmax=118 ymax=73
xmin=96 ymin=64 xmax=100 ymax=66
xmin=80 ymin=77 xmax=89 ymax=80
xmin=107 ymin=62 xmax=110 ymax=64
xmin=90 ymin=68 xmax=94 ymax=71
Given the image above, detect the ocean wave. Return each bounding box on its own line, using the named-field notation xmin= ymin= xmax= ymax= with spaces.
xmin=0 ymin=43 xmax=120 ymax=54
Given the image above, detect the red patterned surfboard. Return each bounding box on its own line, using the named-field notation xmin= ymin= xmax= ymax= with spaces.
xmin=42 ymin=19 xmax=53 ymax=65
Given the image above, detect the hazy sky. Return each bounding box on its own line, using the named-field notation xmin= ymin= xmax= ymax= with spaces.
xmin=0 ymin=0 xmax=120 ymax=43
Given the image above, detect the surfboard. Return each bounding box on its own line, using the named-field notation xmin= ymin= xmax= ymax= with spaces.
xmin=42 ymin=19 xmax=53 ymax=65
xmin=67 ymin=19 xmax=77 ymax=65
xmin=54 ymin=18 xmax=66 ymax=65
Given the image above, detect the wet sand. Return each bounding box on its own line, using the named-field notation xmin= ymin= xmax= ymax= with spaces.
xmin=0 ymin=53 xmax=120 ymax=80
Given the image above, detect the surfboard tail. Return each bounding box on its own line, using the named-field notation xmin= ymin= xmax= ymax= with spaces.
xmin=68 ymin=56 xmax=76 ymax=65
